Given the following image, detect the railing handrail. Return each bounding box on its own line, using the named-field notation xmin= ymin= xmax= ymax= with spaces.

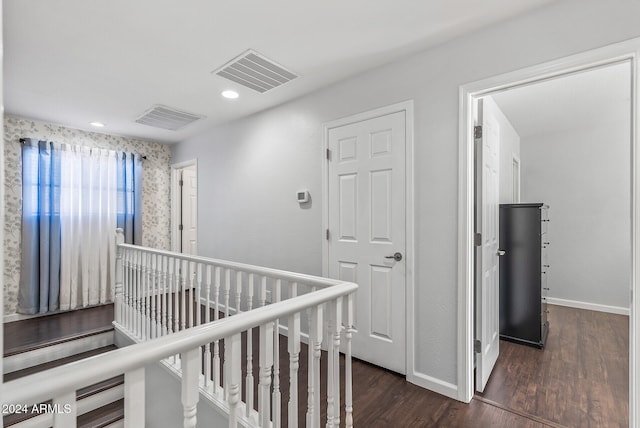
xmin=3 ymin=281 xmax=357 ymax=406
xmin=119 ymin=243 xmax=343 ymax=289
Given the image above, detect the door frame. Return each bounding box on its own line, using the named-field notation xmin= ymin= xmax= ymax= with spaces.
xmin=457 ymin=38 xmax=640 ymax=428
xmin=171 ymin=159 xmax=198 ymax=253
xmin=321 ymin=100 xmax=416 ymax=381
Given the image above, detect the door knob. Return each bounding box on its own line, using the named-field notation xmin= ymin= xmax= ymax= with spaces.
xmin=497 ymin=249 xmax=506 ymax=256
xmin=385 ymin=252 xmax=403 ymax=262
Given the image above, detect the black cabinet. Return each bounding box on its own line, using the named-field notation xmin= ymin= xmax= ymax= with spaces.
xmin=499 ymin=203 xmax=549 ymax=348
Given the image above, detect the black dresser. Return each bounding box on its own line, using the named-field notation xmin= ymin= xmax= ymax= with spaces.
xmin=499 ymin=203 xmax=549 ymax=348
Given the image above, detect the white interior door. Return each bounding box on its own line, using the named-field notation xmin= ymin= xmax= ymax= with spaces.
xmin=180 ymin=165 xmax=198 ymax=255
xmin=475 ymin=98 xmax=501 ymax=392
xmin=327 ymin=111 xmax=406 ymax=374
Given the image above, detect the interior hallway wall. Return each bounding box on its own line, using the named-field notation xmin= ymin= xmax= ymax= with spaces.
xmin=521 ymin=119 xmax=630 ymax=311
xmin=172 ymin=0 xmax=640 ymax=397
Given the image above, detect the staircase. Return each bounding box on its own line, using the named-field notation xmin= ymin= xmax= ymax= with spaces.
xmin=3 ymin=305 xmax=124 ymax=428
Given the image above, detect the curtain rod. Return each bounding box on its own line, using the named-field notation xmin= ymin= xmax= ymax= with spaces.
xmin=19 ymin=138 xmax=148 ymax=159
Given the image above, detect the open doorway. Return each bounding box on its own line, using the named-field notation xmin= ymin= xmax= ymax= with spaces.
xmin=458 ymin=40 xmax=639 ymax=428
xmin=474 ymin=61 xmax=631 ymax=425
xmin=171 ymin=160 xmax=198 ymax=255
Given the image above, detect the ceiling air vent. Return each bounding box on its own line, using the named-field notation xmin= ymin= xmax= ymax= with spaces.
xmin=135 ymin=105 xmax=204 ymax=131
xmin=213 ymin=49 xmax=298 ymax=93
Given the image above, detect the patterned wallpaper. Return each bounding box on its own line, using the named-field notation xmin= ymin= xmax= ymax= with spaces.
xmin=3 ymin=115 xmax=172 ymax=315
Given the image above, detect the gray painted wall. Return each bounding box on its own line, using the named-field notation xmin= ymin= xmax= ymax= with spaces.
xmin=521 ymin=119 xmax=630 ymax=310
xmin=172 ymin=0 xmax=640 ymax=394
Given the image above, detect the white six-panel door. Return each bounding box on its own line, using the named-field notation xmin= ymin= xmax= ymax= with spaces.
xmin=327 ymin=111 xmax=406 ymax=374
xmin=475 ymin=98 xmax=501 ymax=392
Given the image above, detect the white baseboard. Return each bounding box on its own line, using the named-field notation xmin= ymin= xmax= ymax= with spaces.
xmin=547 ymin=297 xmax=629 ymax=316
xmin=407 ymin=371 xmax=458 ymax=401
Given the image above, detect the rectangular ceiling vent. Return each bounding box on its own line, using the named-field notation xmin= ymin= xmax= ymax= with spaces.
xmin=213 ymin=49 xmax=298 ymax=93
xmin=135 ymin=105 xmax=204 ymax=131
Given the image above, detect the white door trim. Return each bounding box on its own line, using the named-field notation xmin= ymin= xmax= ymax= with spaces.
xmin=457 ymin=38 xmax=639 ymax=428
xmin=171 ymin=159 xmax=198 ymax=253
xmin=322 ymin=100 xmax=416 ymax=382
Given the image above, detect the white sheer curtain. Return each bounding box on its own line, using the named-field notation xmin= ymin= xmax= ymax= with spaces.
xmin=59 ymin=146 xmax=118 ymax=311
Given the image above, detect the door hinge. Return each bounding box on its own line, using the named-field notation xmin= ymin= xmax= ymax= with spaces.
xmin=179 ymin=179 xmax=184 ymax=186
xmin=474 ymin=339 xmax=481 ymax=353
xmin=326 ymin=229 xmax=330 ymax=240
xmin=474 ymin=232 xmax=482 ymax=247
xmin=474 ymin=125 xmax=482 ymax=139
xmin=326 ymin=148 xmax=331 ymax=160
xmin=178 ymin=224 xmax=184 ymax=231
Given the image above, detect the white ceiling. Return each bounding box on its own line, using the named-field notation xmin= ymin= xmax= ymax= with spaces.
xmin=491 ymin=61 xmax=631 ymax=139
xmin=4 ymin=0 xmax=555 ymax=144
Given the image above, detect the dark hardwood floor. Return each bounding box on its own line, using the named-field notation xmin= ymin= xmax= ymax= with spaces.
xmin=3 ymin=304 xmax=114 ymax=356
xmin=3 ymin=302 xmax=628 ymax=427
xmin=477 ymin=304 xmax=629 ymax=428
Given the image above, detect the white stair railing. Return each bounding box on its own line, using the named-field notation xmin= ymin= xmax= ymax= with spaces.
xmin=5 ymin=229 xmax=356 ymax=428
xmin=113 ymin=227 xmax=358 ymax=427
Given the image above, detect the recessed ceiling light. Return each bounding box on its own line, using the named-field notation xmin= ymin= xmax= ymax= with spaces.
xmin=90 ymin=122 xmax=105 ymax=128
xmin=221 ymin=90 xmax=239 ymax=99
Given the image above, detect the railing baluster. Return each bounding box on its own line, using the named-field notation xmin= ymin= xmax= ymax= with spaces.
xmin=168 ymin=257 xmax=174 ymax=335
xmin=181 ymin=348 xmax=201 ymax=428
xmin=115 ymin=229 xmax=125 ymax=325
xmin=224 ymin=269 xmax=232 ymax=400
xmin=224 ymin=268 xmax=231 ymax=316
xmin=273 ymin=279 xmax=282 ymax=428
xmin=134 ymin=250 xmax=141 ymax=339
xmin=123 ymin=248 xmax=131 ymax=331
xmin=204 ymin=265 xmax=212 ymax=389
xmin=259 ymin=276 xmax=267 ymax=308
xmin=246 ymin=274 xmax=255 ymax=420
xmin=196 ymin=263 xmax=203 ymax=328
xmin=228 ymin=333 xmax=242 ymax=428
xmin=235 ymin=271 xmax=243 ymax=314
xmin=144 ymin=252 xmax=151 ymax=340
xmin=288 ymin=282 xmax=300 ymax=428
xmin=213 ymin=266 xmax=221 ymax=394
xmin=189 ymin=261 xmax=195 ymax=328
xmin=345 ymin=293 xmax=354 ymax=428
xmin=53 ymin=392 xmax=75 ymax=427
xmin=181 ymin=259 xmax=187 ymax=332
xmin=307 ymin=302 xmax=322 ymax=428
xmin=150 ymin=253 xmax=157 ymax=339
xmin=173 ymin=257 xmax=180 ymax=333
xmin=161 ymin=255 xmax=168 ymax=336
xmin=331 ymin=298 xmax=342 ymax=428
xmin=259 ymin=322 xmax=274 ymax=428
xmin=125 ymin=367 xmax=145 ymax=428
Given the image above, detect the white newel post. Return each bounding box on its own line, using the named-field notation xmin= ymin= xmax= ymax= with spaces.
xmin=115 ymin=228 xmax=125 ymax=325
xmin=125 ymin=367 xmax=145 ymax=428
xmin=332 ymin=298 xmax=342 ymax=428
xmin=181 ymin=348 xmax=201 ymax=428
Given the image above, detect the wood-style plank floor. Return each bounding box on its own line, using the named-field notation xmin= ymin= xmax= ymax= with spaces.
xmin=477 ymin=304 xmax=629 ymax=428
xmin=3 ymin=304 xmax=114 ymax=356
xmin=3 ymin=302 xmax=628 ymax=427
